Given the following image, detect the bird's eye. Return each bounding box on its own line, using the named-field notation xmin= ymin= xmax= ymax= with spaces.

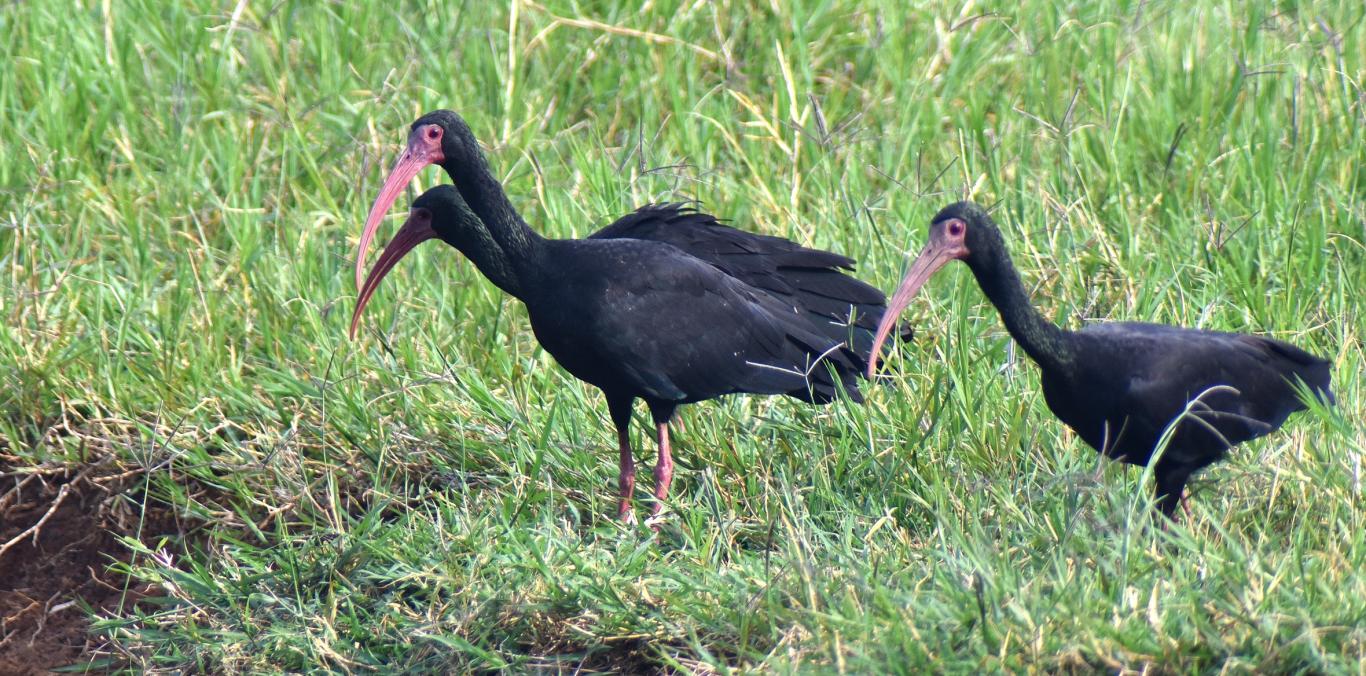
xmin=948 ymin=219 xmax=965 ymax=237
xmin=426 ymin=126 xmax=441 ymax=141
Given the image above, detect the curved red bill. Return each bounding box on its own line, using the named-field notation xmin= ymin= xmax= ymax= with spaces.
xmin=350 ymin=210 xmax=438 ymax=339
xmin=355 ymin=130 xmax=444 ymax=290
xmin=865 ymin=243 xmax=956 ymax=377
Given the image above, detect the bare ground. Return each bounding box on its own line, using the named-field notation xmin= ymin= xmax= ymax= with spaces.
xmin=1 ymin=459 xmax=183 ymax=675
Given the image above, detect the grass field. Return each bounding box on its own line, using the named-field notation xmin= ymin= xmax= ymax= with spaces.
xmin=3 ymin=0 xmax=1364 ymax=672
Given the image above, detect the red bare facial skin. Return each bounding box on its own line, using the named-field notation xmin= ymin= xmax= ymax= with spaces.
xmin=354 ymin=124 xmax=446 ymax=290
xmin=865 ymin=217 xmax=970 ymax=377
xmin=350 ymin=207 xmax=439 ymax=339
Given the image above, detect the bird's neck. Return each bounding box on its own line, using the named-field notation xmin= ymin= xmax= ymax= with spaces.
xmin=443 ymin=157 xmax=546 ymax=297
xmin=969 ymin=253 xmax=1073 ymax=371
xmin=450 ymin=225 xmax=532 ymax=300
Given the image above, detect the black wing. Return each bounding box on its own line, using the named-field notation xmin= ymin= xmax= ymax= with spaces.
xmin=589 ymin=203 xmax=907 ymax=361
xmin=579 ymin=242 xmax=868 ymax=405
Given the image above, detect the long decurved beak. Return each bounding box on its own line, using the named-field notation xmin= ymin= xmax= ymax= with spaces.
xmin=866 ymin=243 xmax=957 ymax=377
xmin=355 ymin=134 xmax=443 ymax=290
xmin=350 ymin=211 xmax=438 ymax=339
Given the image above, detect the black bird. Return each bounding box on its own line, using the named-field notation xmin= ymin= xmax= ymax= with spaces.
xmin=867 ymin=202 xmax=1334 ymax=517
xmin=352 ymin=111 xmax=901 ymax=523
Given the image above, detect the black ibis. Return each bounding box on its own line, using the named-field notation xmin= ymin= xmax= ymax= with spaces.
xmin=867 ymin=202 xmax=1334 ymax=517
xmin=352 ymin=110 xmax=903 ymax=523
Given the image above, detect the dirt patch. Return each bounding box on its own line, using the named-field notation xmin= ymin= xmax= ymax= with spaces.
xmin=1 ymin=460 xmax=183 ymax=675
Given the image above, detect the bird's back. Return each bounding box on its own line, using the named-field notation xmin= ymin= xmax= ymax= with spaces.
xmin=589 ymin=204 xmax=899 ymax=361
xmin=524 ymin=237 xmax=868 ymax=407
xmin=1043 ymin=322 xmax=1333 ymax=468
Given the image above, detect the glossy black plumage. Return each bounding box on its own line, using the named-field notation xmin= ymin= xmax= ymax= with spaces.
xmin=588 ymin=203 xmax=891 ymax=357
xmin=868 ymin=202 xmax=1334 ymax=517
xmin=352 ymin=110 xmax=901 ymax=522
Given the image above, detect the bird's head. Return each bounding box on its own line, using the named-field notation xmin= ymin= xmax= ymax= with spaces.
xmin=865 ymin=201 xmax=1002 ymax=376
xmin=350 ymin=185 xmax=479 ymax=339
xmin=925 ymin=201 xmax=1005 ymax=271
xmin=409 ymin=109 xmax=482 ymax=163
xmin=355 ymin=110 xmax=482 ymax=290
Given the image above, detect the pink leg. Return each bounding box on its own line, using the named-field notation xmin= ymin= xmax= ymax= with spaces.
xmin=651 ymin=422 xmax=674 ymax=519
xmin=616 ymin=428 xmax=636 ymax=523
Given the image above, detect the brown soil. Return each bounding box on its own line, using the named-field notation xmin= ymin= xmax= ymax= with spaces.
xmin=1 ymin=461 xmax=184 ymax=675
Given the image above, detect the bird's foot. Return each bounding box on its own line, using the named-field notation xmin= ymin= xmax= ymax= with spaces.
xmin=644 ymin=504 xmax=668 ymax=531
xmin=617 ymin=502 xmax=638 ymax=525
